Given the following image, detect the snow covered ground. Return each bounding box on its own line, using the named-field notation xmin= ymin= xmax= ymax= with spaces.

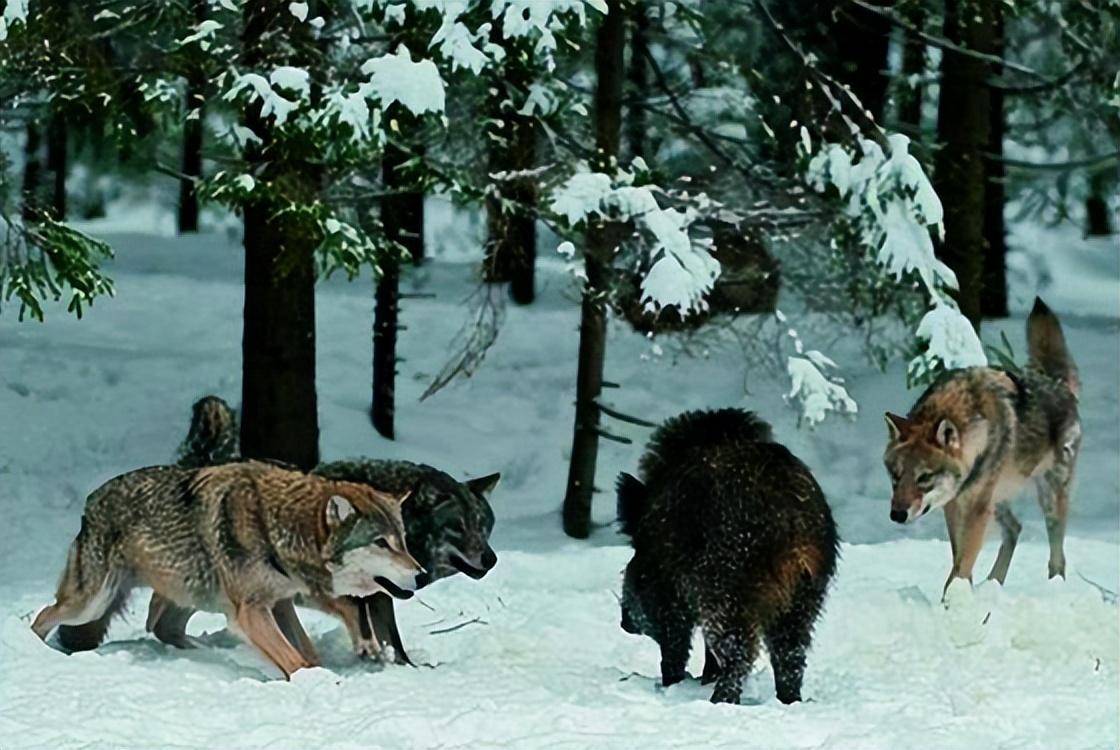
xmin=0 ymin=206 xmax=1117 ymax=748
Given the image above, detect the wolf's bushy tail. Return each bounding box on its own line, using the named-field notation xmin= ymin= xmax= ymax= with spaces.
xmin=638 ymin=408 xmax=773 ymax=484
xmin=1027 ymin=298 xmax=1079 ymax=395
xmin=177 ymin=395 xmax=239 ymax=468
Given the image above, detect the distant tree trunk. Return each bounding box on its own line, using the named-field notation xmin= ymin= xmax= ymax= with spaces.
xmin=626 ymin=1 xmax=649 ymax=161
xmin=239 ymin=0 xmax=320 ymax=470
xmin=833 ymin=1 xmax=891 ymax=124
xmin=178 ymin=0 xmax=207 ymax=234
xmin=1085 ymin=171 xmax=1114 ymax=236
xmin=21 ymin=122 xmax=42 ymax=220
xmin=982 ymin=8 xmax=1008 ymax=319
xmin=933 ymin=0 xmax=993 ymax=330
xmin=46 ymin=109 xmax=67 ymax=221
xmin=372 ymin=142 xmax=416 ymax=439
xmin=562 ymin=0 xmax=624 ymax=539
xmin=484 ymin=38 xmax=537 ymax=304
xmin=897 ymin=5 xmax=925 ymax=129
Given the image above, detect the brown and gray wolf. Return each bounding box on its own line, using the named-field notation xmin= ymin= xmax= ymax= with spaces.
xmin=884 ymin=298 xmax=1080 ymax=595
xmin=617 ymin=409 xmax=838 ymax=705
xmin=147 ymin=396 xmax=500 ymax=664
xmin=31 ymin=461 xmax=422 ymax=679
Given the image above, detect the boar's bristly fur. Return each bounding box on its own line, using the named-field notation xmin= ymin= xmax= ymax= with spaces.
xmin=618 ymin=408 xmax=838 ymax=705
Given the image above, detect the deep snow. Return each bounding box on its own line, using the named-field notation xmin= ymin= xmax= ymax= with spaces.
xmin=0 ymin=203 xmax=1117 ymax=749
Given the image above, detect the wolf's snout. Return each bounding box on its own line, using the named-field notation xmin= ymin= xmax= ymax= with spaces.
xmin=889 ymin=508 xmax=908 ymax=524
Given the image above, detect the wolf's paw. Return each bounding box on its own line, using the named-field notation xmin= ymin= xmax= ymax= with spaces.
xmin=942 ymin=579 xmax=991 ymax=647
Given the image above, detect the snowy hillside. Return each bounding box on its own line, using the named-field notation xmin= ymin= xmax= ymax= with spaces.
xmin=0 ymin=216 xmax=1117 ymax=749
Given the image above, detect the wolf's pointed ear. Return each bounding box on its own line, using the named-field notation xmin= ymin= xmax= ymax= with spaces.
xmin=466 ymin=473 xmax=501 ymax=497
xmin=885 ymin=412 xmax=909 ymax=441
xmin=326 ymin=495 xmax=355 ymax=526
xmin=395 ymin=489 xmax=413 ymax=508
xmin=935 ymin=419 xmax=960 ymax=450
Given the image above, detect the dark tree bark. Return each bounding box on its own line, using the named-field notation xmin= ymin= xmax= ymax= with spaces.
xmin=483 ymin=36 xmax=538 ymax=304
xmin=46 ymin=109 xmax=67 ymax=221
xmin=21 ymin=122 xmax=42 ymax=221
xmin=832 ymin=2 xmax=892 ymax=124
xmin=562 ymin=0 xmax=625 ymax=539
xmin=933 ymin=0 xmax=994 ymax=330
xmin=982 ymin=8 xmax=1008 ymax=319
xmin=1085 ymin=171 xmax=1114 ymax=236
xmin=371 ymin=141 xmax=419 ymax=440
xmin=626 ymin=1 xmax=649 ymax=161
xmin=897 ymin=4 xmax=926 ymax=129
xmin=178 ymin=0 xmax=207 ymax=234
xmin=239 ymin=0 xmax=320 ymax=470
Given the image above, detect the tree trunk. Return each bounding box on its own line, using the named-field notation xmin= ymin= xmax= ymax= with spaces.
xmin=562 ymin=0 xmax=624 ymax=539
xmin=483 ymin=38 xmax=537 ymax=304
xmin=1085 ymin=172 xmax=1114 ymax=236
xmin=371 ymin=142 xmax=414 ymax=440
xmin=21 ymin=122 xmax=42 ymax=221
xmin=933 ymin=0 xmax=993 ymax=330
xmin=626 ymin=1 xmax=649 ymax=161
xmin=981 ymin=8 xmax=1008 ymax=319
xmin=833 ymin=1 xmax=891 ymax=124
xmin=46 ymin=109 xmax=67 ymax=221
xmin=178 ymin=0 xmax=207 ymax=234
xmin=897 ymin=5 xmax=925 ymax=129
xmin=239 ymin=0 xmax=320 ymax=470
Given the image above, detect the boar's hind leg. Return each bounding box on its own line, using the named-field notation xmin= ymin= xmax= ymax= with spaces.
xmin=704 ymin=616 xmax=760 ymax=705
xmin=658 ymin=617 xmax=693 ymax=688
xmin=700 ymin=645 xmax=722 ymax=685
xmin=763 ymin=582 xmax=825 ymax=705
xmin=368 ymin=593 xmax=412 ymax=666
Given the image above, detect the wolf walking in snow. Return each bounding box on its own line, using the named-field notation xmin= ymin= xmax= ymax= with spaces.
xmin=32 ymin=461 xmax=422 ymax=678
xmin=617 ymin=409 xmax=838 ymax=705
xmin=884 ymin=298 xmax=1080 ymax=595
xmin=146 ymin=395 xmax=500 ymax=664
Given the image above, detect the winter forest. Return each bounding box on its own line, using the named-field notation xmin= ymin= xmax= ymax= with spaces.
xmin=0 ymin=0 xmax=1117 ymax=748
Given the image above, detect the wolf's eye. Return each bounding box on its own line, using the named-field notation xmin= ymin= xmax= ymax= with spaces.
xmin=916 ymin=472 xmax=936 ymax=488
xmin=374 ymin=537 xmax=390 ymax=550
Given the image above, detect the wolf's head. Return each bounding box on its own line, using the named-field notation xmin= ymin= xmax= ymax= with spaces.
xmin=178 ymin=396 xmax=239 ymax=468
xmin=883 ymin=411 xmax=976 ymax=523
xmin=403 ymin=471 xmax=500 ymax=585
xmin=322 ymin=487 xmax=425 ymax=600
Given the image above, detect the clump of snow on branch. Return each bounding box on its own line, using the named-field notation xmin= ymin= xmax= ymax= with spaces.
xmin=361 ymin=46 xmax=446 ymax=115
xmin=549 ymin=167 xmax=720 ymax=315
xmin=805 ymin=131 xmax=987 ymax=384
xmin=781 ymin=318 xmax=858 ymax=426
xmin=0 ymin=0 xmax=29 ymax=41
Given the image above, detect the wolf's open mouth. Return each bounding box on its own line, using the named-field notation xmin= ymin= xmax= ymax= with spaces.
xmin=449 ymin=554 xmax=488 ymax=580
xmin=374 ymin=577 xmax=414 ymax=599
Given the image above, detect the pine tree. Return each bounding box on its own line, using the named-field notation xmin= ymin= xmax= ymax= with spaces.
xmin=562 ymin=0 xmax=625 ymax=539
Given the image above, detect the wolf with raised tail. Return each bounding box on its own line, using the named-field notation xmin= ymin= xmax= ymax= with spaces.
xmin=884 ymin=298 xmax=1081 ymax=595
xmin=32 ymin=461 xmax=421 ymax=679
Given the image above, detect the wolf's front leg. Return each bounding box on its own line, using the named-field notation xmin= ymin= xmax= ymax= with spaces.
xmin=312 ymin=595 xmax=383 ymax=659
xmin=366 ymin=593 xmax=412 ymax=665
xmin=1036 ymin=467 xmax=1073 ymax=579
xmin=943 ymin=496 xmax=995 ymax=598
xmin=272 ymin=599 xmax=320 ymax=666
xmin=233 ymin=601 xmax=313 ymax=679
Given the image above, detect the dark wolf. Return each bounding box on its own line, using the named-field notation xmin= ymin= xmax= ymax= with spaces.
xmin=32 ymin=461 xmax=421 ymax=678
xmin=147 ymin=396 xmax=500 ymax=664
xmin=884 ymin=298 xmax=1081 ymax=594
xmin=618 ymin=409 xmax=838 ymax=705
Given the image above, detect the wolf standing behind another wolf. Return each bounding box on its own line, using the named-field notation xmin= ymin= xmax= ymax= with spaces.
xmin=32 ymin=461 xmax=422 ymax=678
xmin=884 ymin=298 xmax=1080 ymax=595
xmin=149 ymin=395 xmax=500 ymax=664
xmin=618 ymin=409 xmax=838 ymax=705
